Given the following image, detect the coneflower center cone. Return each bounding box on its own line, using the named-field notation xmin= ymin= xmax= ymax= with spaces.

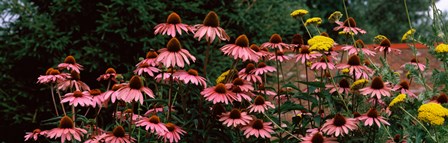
xmin=269 ymin=34 xmax=282 ymax=43
xmin=203 ymin=11 xmax=219 ymax=27
xmin=320 ymin=32 xmax=329 ymax=37
xmin=399 ymin=81 xmax=410 ymax=90
xmin=231 ymin=86 xmax=242 ymax=93
xmin=353 ymin=112 xmax=361 ymax=118
xmin=167 ymin=38 xmax=182 ymax=52
xmin=257 ymin=62 xmax=267 ymax=68
xmin=254 ymin=96 xmax=265 ymax=105
xmin=50 ymin=69 xmax=61 ymax=75
xmin=410 ymin=58 xmax=418 ymax=63
xmin=124 ymin=109 xmax=133 ymax=114
xmin=355 ymin=39 xmax=365 ymax=48
xmin=112 ymin=84 xmax=123 ymax=91
xmin=393 ymin=134 xmax=401 ymax=142
xmin=64 ymin=56 xmax=76 ymax=64
xmin=71 ymin=71 xmax=81 ymax=80
xmin=333 ymin=114 xmax=347 ymax=126
xmin=46 ymin=68 xmax=55 ymax=75
xmin=343 ymin=17 xmax=357 ymax=27
xmin=311 ymin=133 xmax=324 ymax=143
xmin=59 ymin=116 xmax=74 ymax=129
xmin=105 ymin=68 xmax=116 ymax=74
xmin=235 ymin=35 xmax=249 ymax=47
xmin=146 ymin=50 xmax=158 ymax=59
xmin=292 ymin=34 xmax=304 ymax=45
xmin=277 ymin=51 xmax=284 ymax=56
xmin=229 ymin=109 xmax=242 ymax=119
xmin=73 ymin=91 xmax=83 ymax=97
xmin=214 ymin=83 xmax=227 ymax=94
xmin=339 ymin=79 xmax=350 ymax=88
xmin=437 ymin=93 xmax=448 ymax=104
xmin=149 ymin=115 xmax=161 ymax=124
xmin=380 ymin=38 xmax=391 ymax=47
xmin=129 ymin=76 xmax=142 ymax=89
xmin=245 ymin=63 xmax=256 ymax=74
xmin=300 ymin=47 xmax=310 ymax=54
xmin=367 ymin=108 xmax=379 ymax=118
xmin=187 ymin=69 xmax=199 ymax=76
xmin=370 ymin=77 xmax=385 ymax=89
xmin=250 ymin=44 xmax=260 ymax=52
xmin=89 ymin=89 xmax=101 ymax=96
xmin=319 ymin=57 xmax=329 ymax=63
xmin=113 ymin=126 xmax=126 ymax=137
xmin=232 ymin=78 xmax=244 ymax=86
xmin=166 ymin=12 xmax=181 ymax=24
xmin=33 ymin=129 xmax=41 ymax=133
xmin=139 ymin=63 xmax=150 ymax=68
xmin=348 ymin=55 xmax=361 ymax=66
xmin=165 ymin=123 xmax=176 ymax=132
xmin=252 ymin=119 xmax=264 ymax=129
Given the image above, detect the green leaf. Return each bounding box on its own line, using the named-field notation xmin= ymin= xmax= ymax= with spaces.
xmin=280 ymin=101 xmax=306 ymax=113
xmin=296 ymin=81 xmax=325 ymax=88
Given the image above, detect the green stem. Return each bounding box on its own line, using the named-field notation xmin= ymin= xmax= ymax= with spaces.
xmin=50 ymin=85 xmax=59 ymax=116
xmin=300 ymin=17 xmax=312 ymax=38
xmin=263 ymin=113 xmax=302 ymax=141
xmin=274 ymin=49 xmax=282 ymax=143
xmin=399 ymin=107 xmax=437 ymax=142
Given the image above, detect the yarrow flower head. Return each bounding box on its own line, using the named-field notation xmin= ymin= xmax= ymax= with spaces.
xmin=351 ymin=79 xmax=368 ymax=90
xmin=194 ymin=11 xmax=230 ymax=42
xmin=154 ymin=12 xmax=194 ymax=37
xmin=417 ymin=102 xmax=448 ymax=125
xmin=305 ymin=17 xmax=323 ymax=26
xmin=389 ymin=94 xmax=406 ymax=107
xmin=328 ymin=11 xmax=343 ymax=23
xmin=308 ymin=36 xmax=335 ymax=51
xmin=290 ymin=9 xmax=308 ymax=18
xmin=401 ymin=28 xmax=416 ymax=42
xmin=435 ymin=43 xmax=448 ymax=53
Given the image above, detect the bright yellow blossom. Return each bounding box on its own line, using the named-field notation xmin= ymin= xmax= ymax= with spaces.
xmin=307 ymin=36 xmax=334 ymax=51
xmin=341 ymin=68 xmax=349 ymax=74
xmin=418 ymin=102 xmax=448 ymax=125
xmin=401 ymin=29 xmax=416 ymax=42
xmin=351 ymin=79 xmax=368 ymax=90
xmin=373 ymin=35 xmax=388 ymax=44
xmin=389 ymin=94 xmax=406 ymax=107
xmin=290 ymin=9 xmax=308 ymax=18
xmin=216 ymin=70 xmax=231 ymax=84
xmin=304 ymin=17 xmax=322 ymax=26
xmin=328 ymin=11 xmax=343 ymax=23
xmin=435 ymin=43 xmax=448 ymax=53
xmin=338 ymin=31 xmax=354 ymax=36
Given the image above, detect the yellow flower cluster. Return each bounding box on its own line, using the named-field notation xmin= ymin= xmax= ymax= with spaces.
xmin=351 ymin=79 xmax=368 ymax=90
xmin=373 ymin=35 xmax=388 ymax=44
xmin=290 ymin=9 xmax=308 ymax=18
xmin=341 ymin=68 xmax=349 ymax=74
xmin=401 ymin=29 xmax=416 ymax=42
xmin=389 ymin=94 xmax=406 ymax=107
xmin=435 ymin=43 xmax=448 ymax=53
xmin=304 ymin=17 xmax=322 ymax=26
xmin=216 ymin=70 xmax=231 ymax=84
xmin=328 ymin=11 xmax=343 ymax=23
xmin=338 ymin=31 xmax=354 ymax=36
xmin=307 ymin=36 xmax=334 ymax=51
xmin=418 ymin=102 xmax=448 ymax=125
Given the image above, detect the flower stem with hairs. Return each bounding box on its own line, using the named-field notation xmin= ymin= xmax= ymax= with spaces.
xmin=399 ymin=107 xmax=437 ymax=142
xmin=300 ymin=18 xmax=312 ymax=38
xmin=50 ymin=85 xmax=59 ymax=116
xmin=274 ymin=48 xmax=282 ymax=143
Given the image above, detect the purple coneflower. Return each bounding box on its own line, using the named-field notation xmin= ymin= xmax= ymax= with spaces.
xmin=97 ymin=68 xmax=117 ymax=82
xmin=247 ymin=96 xmax=275 ymax=113
xmin=220 ymin=34 xmax=259 ymax=62
xmin=97 ymin=126 xmax=136 ymax=143
xmin=136 ymin=50 xmax=159 ymax=67
xmin=392 ymin=80 xmax=416 ymax=98
xmin=134 ymin=63 xmax=160 ymax=77
xmin=360 ymin=76 xmax=391 ymax=99
xmin=336 ymin=55 xmax=372 ymax=80
xmin=136 ymin=115 xmax=168 ymax=134
xmin=58 ymin=55 xmax=83 ymax=73
xmin=37 ymin=68 xmax=70 ymax=84
xmin=173 ymin=69 xmax=206 ymax=88
xmin=194 ymin=11 xmax=230 ymax=42
xmin=321 ymin=113 xmax=358 ymax=137
xmin=154 ymin=12 xmax=194 ymax=37
xmin=311 ymin=57 xmax=335 ymax=70
xmin=294 ymin=46 xmax=321 ymax=64
xmin=401 ymin=58 xmax=426 ymax=71
xmin=325 ymin=78 xmax=350 ymax=94
xmin=24 ymin=129 xmax=47 ymax=141
xmin=201 ymin=83 xmax=237 ymax=104
xmin=117 ymin=75 xmax=155 ymax=104
xmin=156 ymin=37 xmax=196 ymax=68
xmin=46 ymin=116 xmax=87 ymax=143
xmin=219 ymin=108 xmax=252 ymax=127
xmin=341 ymin=39 xmax=376 ymax=56
xmin=61 ymin=90 xmax=94 ymax=107
xmin=241 ymin=119 xmax=274 ymax=138
xmin=158 ymin=123 xmax=186 ymax=143
xmin=333 ymin=17 xmax=366 ymax=35
xmin=358 ymin=108 xmax=390 ymax=127
xmin=261 ymin=34 xmax=289 ymax=52
xmin=252 ymin=62 xmax=276 ymax=75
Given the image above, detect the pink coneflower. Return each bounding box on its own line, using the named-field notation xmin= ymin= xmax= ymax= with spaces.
xmin=401 ymin=58 xmax=426 ymax=71
xmin=321 ymin=113 xmax=358 ymax=137
xmin=230 ymin=86 xmax=255 ymax=102
xmin=103 ymin=84 xmax=125 ymax=103
xmin=358 ymin=108 xmax=390 ymax=127
xmin=87 ymin=89 xmax=104 ymax=108
xmin=300 ymin=131 xmax=338 ymax=143
xmin=57 ymin=71 xmax=90 ymax=91
xmin=61 ymin=90 xmax=94 ymax=107
xmin=374 ymin=38 xmax=402 ymax=55
xmin=134 ymin=63 xmax=160 ymax=77
xmin=220 ymin=34 xmax=259 ymax=62
xmin=254 ymin=83 xmax=276 ymax=96
xmin=219 ymin=108 xmax=252 ymax=127
xmin=386 ymin=134 xmax=408 ymax=143
xmin=97 ymin=68 xmax=117 ymax=82
xmin=295 ymin=46 xmax=322 ymax=64
xmin=158 ymin=123 xmax=186 ymax=143
xmin=156 ymin=37 xmax=196 ymax=68
xmin=144 ymin=105 xmax=175 ymax=116
xmin=336 ymin=55 xmax=372 ymax=80
xmin=24 ymin=129 xmax=47 ymax=141
xmin=367 ymin=98 xmax=387 ymax=107
xmin=173 ymin=69 xmax=206 ymax=88
xmin=261 ymin=34 xmax=289 ymax=52
xmin=136 ymin=115 xmax=168 ymax=134
xmin=311 ymin=57 xmax=335 ymax=70
xmin=155 ymin=68 xmax=179 ymax=83
xmin=58 ymin=55 xmax=83 ymax=73
xmin=333 ymin=17 xmax=366 ymax=35
xmin=325 ymin=78 xmax=350 ymax=95
xmin=250 ymin=44 xmax=270 ymax=58
xmin=201 ymin=83 xmax=237 ymax=104
xmin=341 ymin=39 xmax=376 ymax=56
xmin=241 ymin=119 xmax=274 ymax=138
xmin=269 ymin=51 xmax=290 ymax=62
xmin=154 ymin=12 xmax=194 ymax=37
xmin=97 ymin=126 xmax=136 ymax=143
xmin=117 ymin=75 xmax=155 ymax=104
xmin=392 ymin=81 xmax=416 ymax=98
xmin=136 ymin=50 xmax=159 ymax=67
xmin=247 ymin=96 xmax=275 ymax=113
xmin=252 ymin=62 xmax=276 ymax=75
xmin=238 ymin=63 xmax=263 ymax=83
xmin=290 ymin=34 xmax=305 ymax=52
xmin=360 ymin=76 xmax=391 ymax=99
xmin=46 ymin=116 xmax=87 ymax=143
xmin=194 ymin=11 xmax=230 ymax=42
xmin=114 ymin=109 xmax=142 ymax=123
xmin=37 ymin=68 xmax=70 ymax=84
xmin=226 ymin=78 xmax=253 ymax=92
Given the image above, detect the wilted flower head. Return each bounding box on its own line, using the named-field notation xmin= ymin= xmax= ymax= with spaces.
xmin=401 ymin=28 xmax=416 ymax=42
xmin=305 ymin=17 xmax=323 ymax=26
xmin=328 ymin=11 xmax=343 ymax=23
